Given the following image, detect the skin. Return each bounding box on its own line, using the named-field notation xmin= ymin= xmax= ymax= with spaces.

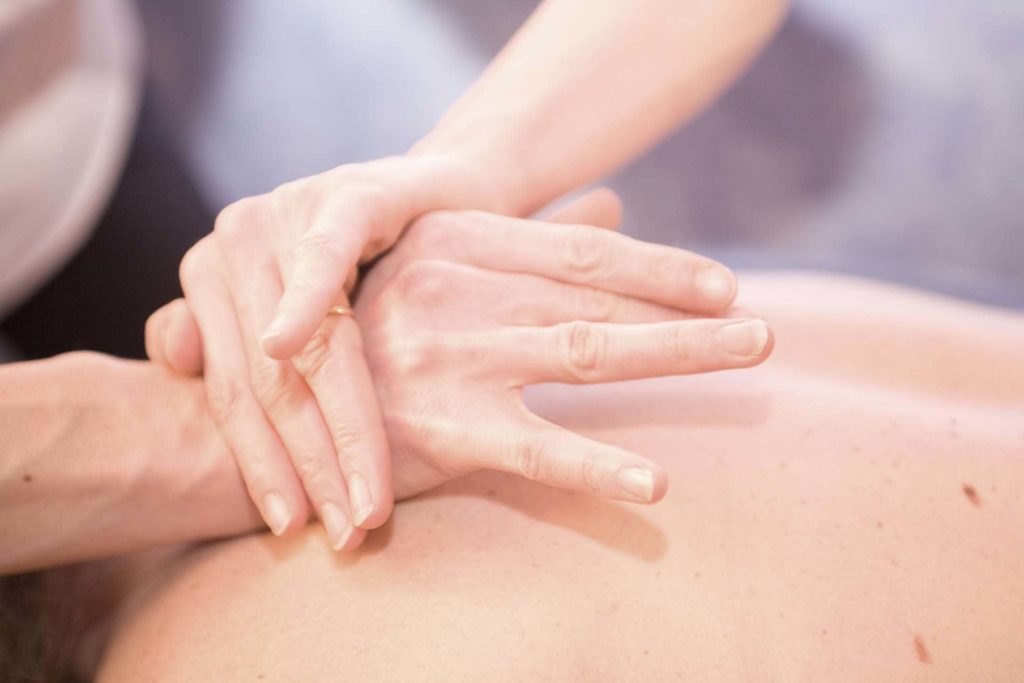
xmin=170 ymin=0 xmax=789 ymax=546
xmin=148 ymin=191 xmax=773 ymax=551
xmin=0 ymin=194 xmax=766 ymax=571
xmin=99 ymin=272 xmax=1024 ymax=681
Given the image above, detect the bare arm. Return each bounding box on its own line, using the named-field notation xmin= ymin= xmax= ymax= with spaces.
xmin=156 ymin=0 xmax=788 ymax=551
xmin=0 ymin=353 xmax=258 ymax=574
xmin=415 ymin=0 xmax=789 ymax=214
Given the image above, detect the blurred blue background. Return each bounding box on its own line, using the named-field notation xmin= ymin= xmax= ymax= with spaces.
xmin=5 ymin=0 xmax=1022 ymax=359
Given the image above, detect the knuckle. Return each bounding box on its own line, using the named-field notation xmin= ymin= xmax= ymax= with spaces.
xmin=294 ymin=228 xmax=346 ymax=269
xmin=291 ymin=450 xmax=330 ymax=490
xmin=555 ymin=321 xmax=605 ymax=381
xmin=392 ymin=260 xmax=454 ymax=307
xmin=575 ymin=286 xmax=617 ymax=322
xmin=404 ymin=212 xmax=456 ymax=256
xmin=652 ymin=251 xmax=690 ymax=294
xmin=205 ymin=373 xmax=243 ymax=424
xmin=579 ymin=453 xmax=605 ymax=496
xmin=663 ymin=324 xmax=694 ymax=364
xmin=560 ymin=225 xmax=608 ymax=280
xmin=384 ymin=337 xmax=430 ymax=377
xmin=514 ymin=437 xmax=548 ymax=483
xmin=250 ymin=361 xmax=300 ymax=412
xmin=326 ymin=417 xmax=364 ymax=459
xmin=179 ymin=239 xmax=212 ymax=287
xmin=293 ymin=326 xmax=335 ymax=379
xmin=213 ymin=197 xmax=260 ymax=244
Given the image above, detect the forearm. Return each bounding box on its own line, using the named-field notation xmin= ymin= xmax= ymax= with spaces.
xmin=0 ymin=353 xmax=259 ymax=574
xmin=413 ymin=0 xmax=788 ymax=215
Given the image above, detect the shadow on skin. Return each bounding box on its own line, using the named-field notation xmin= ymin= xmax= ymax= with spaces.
xmin=245 ymin=377 xmax=772 ymax=567
xmin=417 ymin=470 xmax=669 ymax=563
xmin=525 ymin=376 xmax=775 ymax=431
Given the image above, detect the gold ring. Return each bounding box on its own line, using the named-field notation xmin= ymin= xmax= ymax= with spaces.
xmin=327 ymin=305 xmax=355 ymax=318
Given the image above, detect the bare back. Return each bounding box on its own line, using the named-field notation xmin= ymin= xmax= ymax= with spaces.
xmin=99 ymin=273 xmax=1024 ymax=682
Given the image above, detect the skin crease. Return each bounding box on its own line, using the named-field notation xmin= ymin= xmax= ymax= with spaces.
xmin=99 ymin=272 xmax=1024 ymax=682
xmin=170 ymin=0 xmax=788 ymax=548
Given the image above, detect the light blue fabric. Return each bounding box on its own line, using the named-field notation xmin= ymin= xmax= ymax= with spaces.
xmin=138 ymin=0 xmax=1024 ymax=308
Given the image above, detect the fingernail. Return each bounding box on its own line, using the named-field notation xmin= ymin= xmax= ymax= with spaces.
xmin=717 ymin=320 xmax=769 ymax=357
xmin=261 ymin=321 xmax=285 ymax=348
xmin=263 ymin=492 xmax=292 ymax=536
xmin=320 ymin=503 xmax=354 ymax=551
xmin=347 ymin=472 xmax=374 ymax=527
xmin=695 ymin=267 xmax=735 ymax=305
xmin=617 ymin=467 xmax=654 ymax=502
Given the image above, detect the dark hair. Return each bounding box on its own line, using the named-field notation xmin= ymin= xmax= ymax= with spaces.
xmin=1 ymin=563 xmax=116 ymax=683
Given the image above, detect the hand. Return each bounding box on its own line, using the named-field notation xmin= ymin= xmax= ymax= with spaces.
xmin=352 ymin=190 xmax=773 ymax=500
xmin=150 ymin=190 xmax=770 ymax=512
xmin=152 ymin=154 xmax=506 ymax=550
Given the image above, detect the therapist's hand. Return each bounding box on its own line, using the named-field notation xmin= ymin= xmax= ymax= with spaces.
xmin=150 ymin=190 xmax=764 ymax=522
xmin=154 ymin=154 xmax=504 ymax=550
xmin=350 ymin=191 xmax=771 ymax=501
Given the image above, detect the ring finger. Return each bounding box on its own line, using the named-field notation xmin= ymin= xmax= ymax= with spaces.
xmin=226 ymin=255 xmax=366 ymax=551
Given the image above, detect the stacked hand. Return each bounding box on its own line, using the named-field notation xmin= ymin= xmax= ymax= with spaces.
xmin=145 ymin=154 xmax=505 ymax=549
xmin=148 ymin=188 xmax=771 ymax=551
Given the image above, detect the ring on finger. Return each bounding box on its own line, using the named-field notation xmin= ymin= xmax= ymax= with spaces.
xmin=327 ymin=305 xmax=355 ymax=318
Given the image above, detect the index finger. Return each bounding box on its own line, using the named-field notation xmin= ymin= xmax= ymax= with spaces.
xmin=409 ymin=211 xmax=737 ymax=313
xmin=261 ymin=210 xmax=367 ymax=360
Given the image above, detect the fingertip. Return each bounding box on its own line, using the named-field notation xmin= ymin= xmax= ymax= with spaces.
xmin=718 ymin=318 xmax=774 ymax=364
xmin=261 ymin=324 xmax=299 ymax=360
xmin=356 ymin=496 xmax=394 ymax=530
xmin=585 ymin=187 xmax=623 ymax=230
xmin=144 ymin=305 xmax=170 ymax=365
xmin=322 ymin=502 xmax=369 ymax=552
xmin=649 ymin=466 xmax=670 ymax=504
xmin=165 ymin=303 xmax=203 ymax=376
xmin=339 ymin=526 xmax=368 ymax=552
xmin=263 ymin=491 xmax=309 ymax=536
xmin=760 ymin=322 xmax=777 ymax=361
xmin=695 ymin=265 xmax=738 ymax=310
xmin=616 ymin=465 xmax=668 ymax=504
xmin=347 ymin=471 xmax=394 ymax=530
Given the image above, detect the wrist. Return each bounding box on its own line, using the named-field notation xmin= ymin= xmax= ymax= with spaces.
xmin=409 ymin=111 xmax=541 ymax=217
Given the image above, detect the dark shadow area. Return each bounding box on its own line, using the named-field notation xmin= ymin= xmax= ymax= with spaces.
xmin=1 ymin=89 xmax=214 ymax=359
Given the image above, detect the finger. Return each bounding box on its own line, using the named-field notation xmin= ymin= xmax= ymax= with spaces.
xmin=180 ymin=245 xmax=310 ymax=537
xmin=146 ymin=298 xmax=204 ymax=376
xmin=482 ymin=317 xmax=773 ymax=385
xmin=398 ymin=260 xmax=694 ymax=329
xmin=261 ymin=210 xmax=366 ymax=360
xmin=229 ymin=260 xmax=365 ymax=551
xmin=409 ymin=212 xmax=737 ymax=313
xmin=544 ymin=187 xmax=622 ymax=230
xmin=144 ymin=301 xmax=173 ymax=366
xmin=292 ymin=297 xmax=394 ymax=530
xmin=484 ymin=414 xmax=668 ymax=504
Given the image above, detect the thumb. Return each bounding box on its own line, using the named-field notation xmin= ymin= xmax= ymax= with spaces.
xmin=145 ymin=298 xmax=204 ymax=376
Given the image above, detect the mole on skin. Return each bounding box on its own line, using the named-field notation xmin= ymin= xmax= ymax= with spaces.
xmin=22 ymin=473 xmax=32 ymax=483
xmin=962 ymin=483 xmax=981 ymax=506
xmin=914 ymin=635 xmax=931 ymax=664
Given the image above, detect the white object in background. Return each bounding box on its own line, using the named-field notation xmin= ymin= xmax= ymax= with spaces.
xmin=0 ymin=0 xmax=143 ymax=318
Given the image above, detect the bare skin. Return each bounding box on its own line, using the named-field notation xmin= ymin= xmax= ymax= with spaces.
xmin=98 ymin=273 xmax=1024 ymax=681
xmin=165 ymin=0 xmax=788 ymax=543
